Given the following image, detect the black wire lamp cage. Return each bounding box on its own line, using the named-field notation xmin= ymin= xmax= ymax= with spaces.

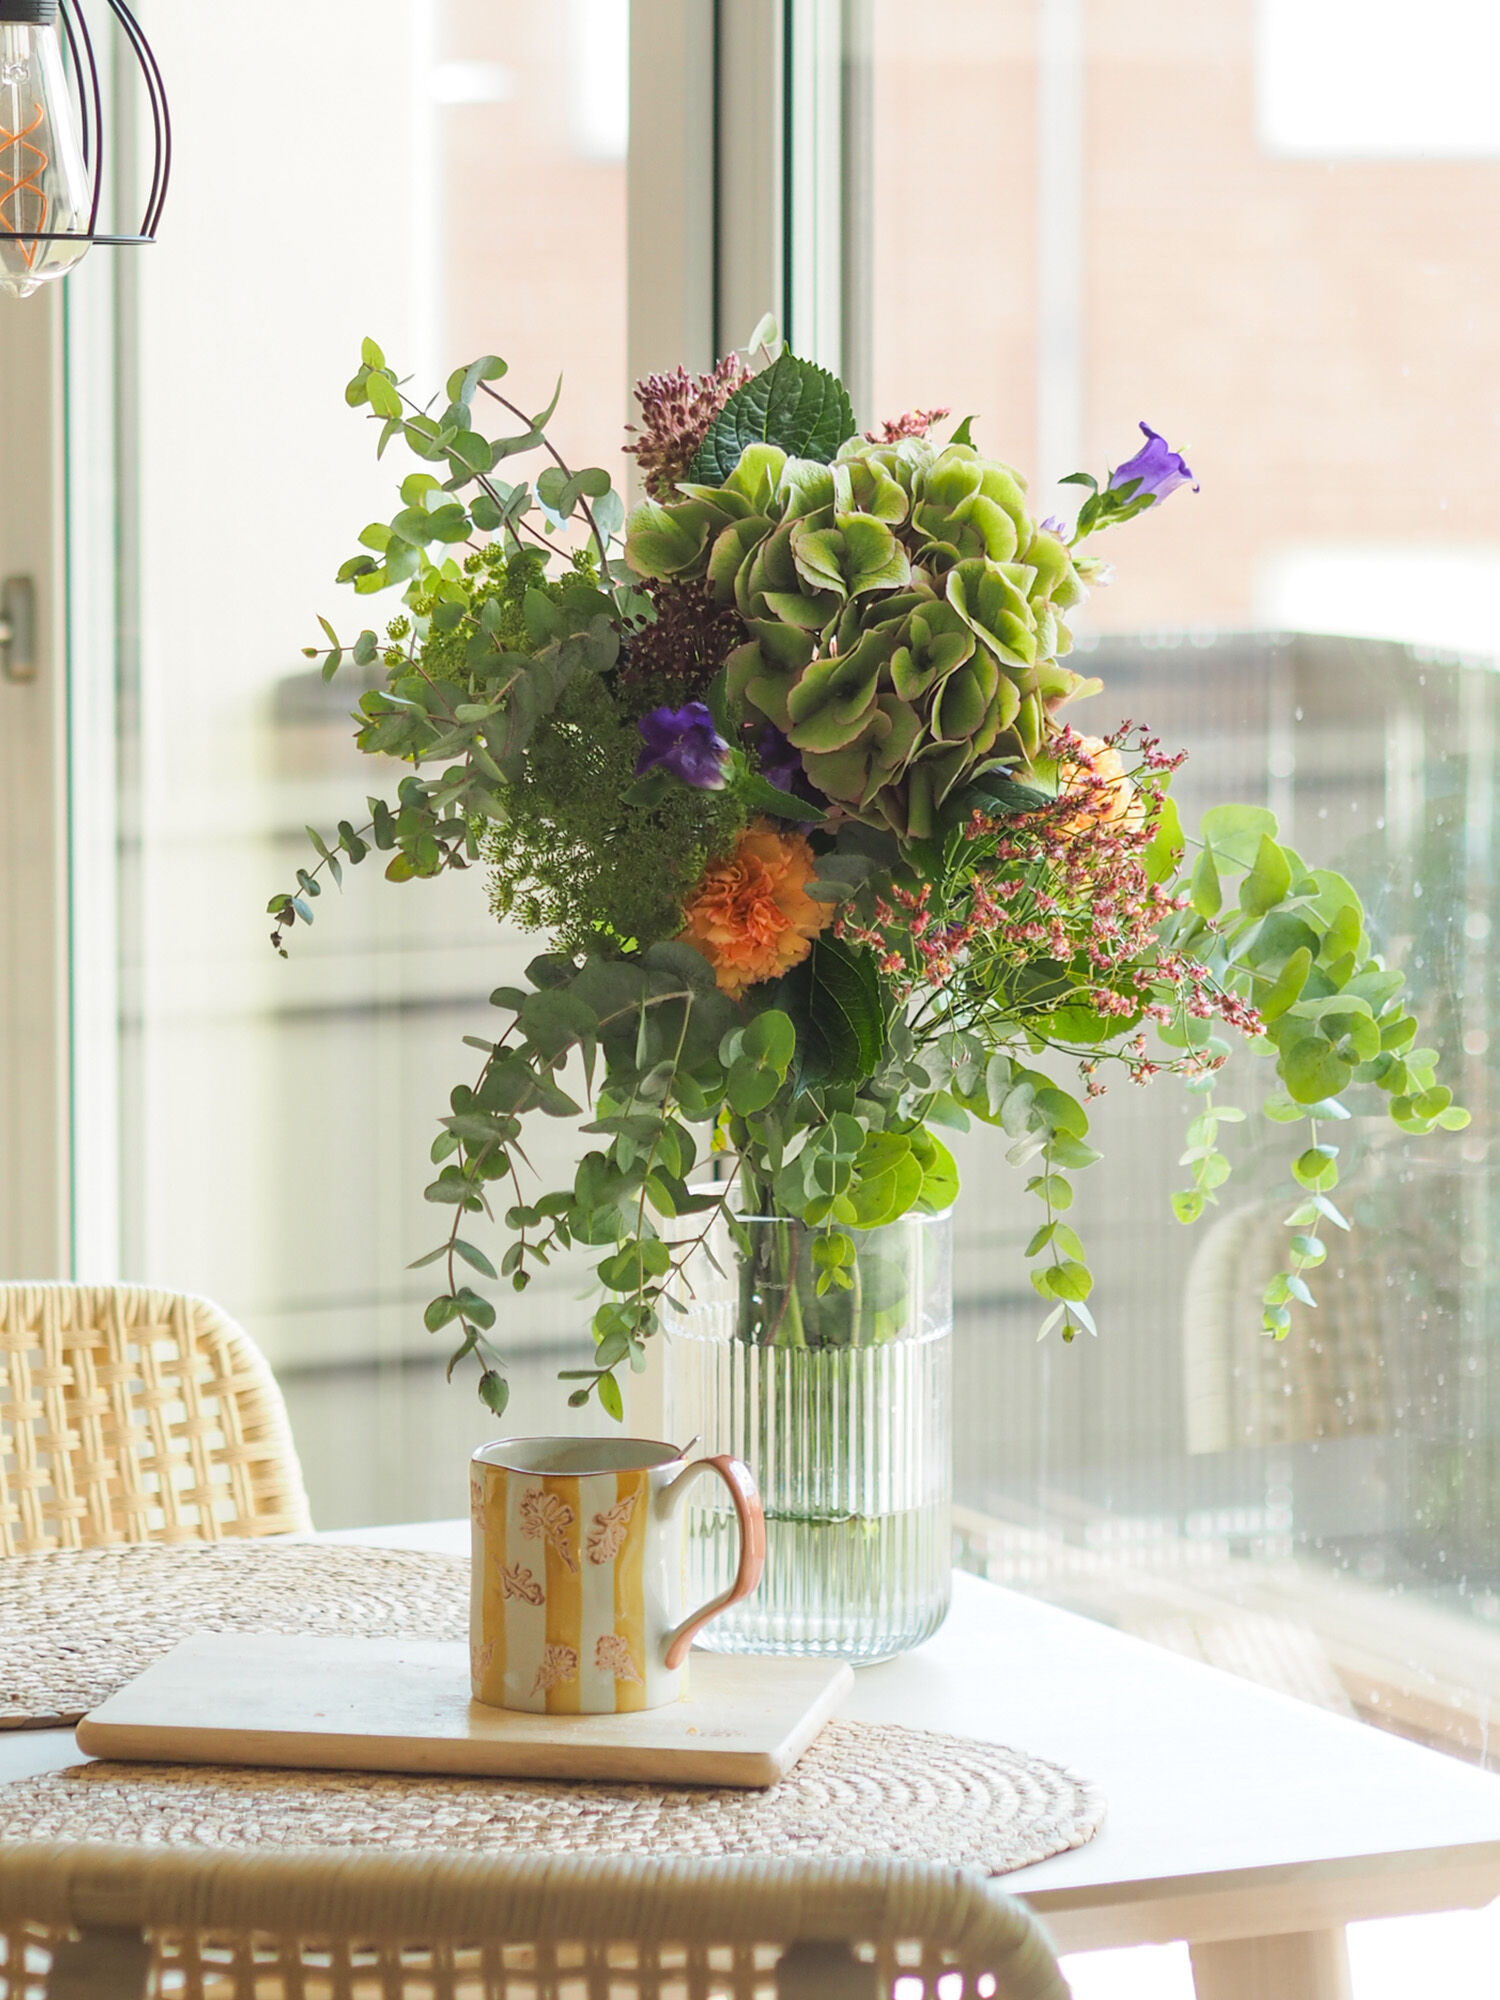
xmin=0 ymin=0 xmax=168 ymax=299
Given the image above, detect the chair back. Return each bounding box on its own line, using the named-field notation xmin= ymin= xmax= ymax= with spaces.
xmin=0 ymin=1846 xmax=1071 ymax=2000
xmin=0 ymin=1284 xmax=310 ymax=1554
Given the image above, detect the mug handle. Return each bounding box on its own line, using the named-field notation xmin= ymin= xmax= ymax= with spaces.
xmin=659 ymin=1454 xmax=766 ymax=1670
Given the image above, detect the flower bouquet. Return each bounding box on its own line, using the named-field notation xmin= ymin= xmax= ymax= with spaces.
xmin=270 ymin=327 xmax=1462 ymax=1656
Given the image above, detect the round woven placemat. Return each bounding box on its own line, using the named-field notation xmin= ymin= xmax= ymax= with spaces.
xmin=0 ymin=1542 xmax=469 ymax=1729
xmin=0 ymin=1722 xmax=1104 ymax=1876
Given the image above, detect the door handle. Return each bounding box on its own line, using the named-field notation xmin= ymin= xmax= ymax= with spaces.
xmin=0 ymin=575 xmax=37 ymax=683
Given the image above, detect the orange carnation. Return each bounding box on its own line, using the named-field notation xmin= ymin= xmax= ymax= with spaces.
xmin=678 ymin=819 xmax=832 ymax=999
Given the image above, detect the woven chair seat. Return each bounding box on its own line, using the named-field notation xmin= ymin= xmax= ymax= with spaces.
xmin=0 ymin=1285 xmax=310 ymax=1555
xmin=0 ymin=1847 xmax=1070 ymax=2000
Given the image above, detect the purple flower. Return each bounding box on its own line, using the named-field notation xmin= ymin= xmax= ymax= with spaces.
xmin=1107 ymin=424 xmax=1198 ymax=505
xmin=1039 ymin=515 xmax=1066 ymax=537
xmin=635 ymin=702 xmax=730 ymax=789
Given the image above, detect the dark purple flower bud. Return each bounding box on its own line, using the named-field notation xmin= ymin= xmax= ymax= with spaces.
xmin=755 ymin=724 xmax=804 ymax=796
xmin=636 ymin=701 xmax=730 ymax=789
xmin=1107 ymin=424 xmax=1198 ymax=505
xmin=753 ymin=724 xmax=828 ymax=828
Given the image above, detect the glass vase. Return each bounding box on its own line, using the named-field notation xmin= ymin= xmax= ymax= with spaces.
xmin=664 ymin=1206 xmax=953 ymax=1663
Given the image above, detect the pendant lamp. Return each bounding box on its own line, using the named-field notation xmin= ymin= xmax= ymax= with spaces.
xmin=0 ymin=0 xmax=168 ymax=299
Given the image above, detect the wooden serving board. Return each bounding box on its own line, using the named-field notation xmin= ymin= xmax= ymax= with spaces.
xmin=74 ymin=1634 xmax=853 ymax=1789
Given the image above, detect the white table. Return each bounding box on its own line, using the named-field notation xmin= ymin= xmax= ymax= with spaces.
xmin=7 ymin=1523 xmax=1500 ymax=2000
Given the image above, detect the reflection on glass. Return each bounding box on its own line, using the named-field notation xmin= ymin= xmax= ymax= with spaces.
xmin=863 ymin=0 xmax=1500 ymax=1760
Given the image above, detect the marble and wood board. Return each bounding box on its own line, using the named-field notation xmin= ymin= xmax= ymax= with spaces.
xmin=74 ymin=1633 xmax=853 ymax=1788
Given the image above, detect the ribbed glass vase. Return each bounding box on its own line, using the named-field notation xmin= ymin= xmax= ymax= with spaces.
xmin=664 ymin=1207 xmax=953 ymax=1663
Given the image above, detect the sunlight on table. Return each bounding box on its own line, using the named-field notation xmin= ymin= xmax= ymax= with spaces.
xmin=1061 ymin=1899 xmax=1500 ymax=1998
xmin=1059 ymin=1943 xmax=1193 ymax=1998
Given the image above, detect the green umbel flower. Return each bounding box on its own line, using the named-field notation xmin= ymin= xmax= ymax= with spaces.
xmin=624 ymin=436 xmax=1099 ymax=841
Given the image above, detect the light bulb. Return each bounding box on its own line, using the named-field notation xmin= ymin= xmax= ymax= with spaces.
xmin=0 ymin=0 xmax=90 ymax=300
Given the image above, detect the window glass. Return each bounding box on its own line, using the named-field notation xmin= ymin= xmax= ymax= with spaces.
xmin=121 ymin=0 xmax=629 ymax=1528
xmin=863 ymin=0 xmax=1497 ymax=1757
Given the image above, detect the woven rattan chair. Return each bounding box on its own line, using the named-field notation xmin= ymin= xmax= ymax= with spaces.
xmin=0 ymin=1284 xmax=311 ymax=1555
xmin=0 ymin=1847 xmax=1071 ymax=2000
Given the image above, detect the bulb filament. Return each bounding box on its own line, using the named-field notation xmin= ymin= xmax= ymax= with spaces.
xmin=0 ymin=103 xmax=48 ymax=269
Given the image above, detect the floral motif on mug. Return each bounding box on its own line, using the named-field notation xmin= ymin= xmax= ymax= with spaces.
xmin=468 ymin=1475 xmax=486 ymax=1528
xmin=594 ymin=1633 xmax=642 ymax=1684
xmin=499 ymin=1561 xmax=544 ymax=1606
xmin=585 ymin=1493 xmax=638 ymax=1566
xmin=530 ymin=1642 xmax=579 ymax=1695
xmin=470 ymin=1638 xmax=494 ymax=1682
xmin=519 ymin=1488 xmax=579 ymax=1572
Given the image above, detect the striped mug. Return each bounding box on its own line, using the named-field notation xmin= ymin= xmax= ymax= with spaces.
xmin=469 ymin=1435 xmax=765 ymax=1713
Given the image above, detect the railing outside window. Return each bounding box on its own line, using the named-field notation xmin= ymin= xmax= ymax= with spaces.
xmin=843 ymin=0 xmax=1500 ymax=1761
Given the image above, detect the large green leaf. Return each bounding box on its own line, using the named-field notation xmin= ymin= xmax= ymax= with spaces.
xmin=690 ymin=354 xmax=856 ymax=484
xmin=910 ymin=1127 xmax=960 ymax=1213
xmin=780 ymin=934 xmax=885 ymax=1088
xmin=735 ymin=771 xmax=827 ymax=822
xmin=945 ymin=767 xmax=1054 ymax=829
xmin=1282 ymin=1035 xmax=1354 ymax=1105
xmin=1240 ymin=834 xmax=1292 ymax=915
xmin=848 ymin=1143 xmax=924 ymax=1228
xmin=1200 ymin=803 xmax=1278 ymax=871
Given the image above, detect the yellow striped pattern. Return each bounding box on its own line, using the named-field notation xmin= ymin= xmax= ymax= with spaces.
xmin=611 ymin=1469 xmax=649 ymax=1711
xmin=477 ymin=1475 xmax=507 ymax=1706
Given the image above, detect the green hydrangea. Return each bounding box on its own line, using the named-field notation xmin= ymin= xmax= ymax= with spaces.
xmin=624 ymin=435 xmax=1099 ymax=840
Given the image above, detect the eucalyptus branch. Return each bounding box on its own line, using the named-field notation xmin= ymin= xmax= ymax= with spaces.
xmin=480 ymin=381 xmax=625 ymax=619
xmin=267 ymin=815 xmax=377 ymax=954
xmin=467 ymin=465 xmax=572 ymax=563
xmin=416 ymin=975 xmax=736 ymax=1414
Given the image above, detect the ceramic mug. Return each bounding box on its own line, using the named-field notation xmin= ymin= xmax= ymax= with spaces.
xmin=468 ymin=1435 xmax=765 ymax=1713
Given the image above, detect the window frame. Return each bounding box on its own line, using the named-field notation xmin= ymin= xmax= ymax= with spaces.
xmin=0 ymin=289 xmax=70 ymax=1280
xmin=2 ymin=0 xmax=846 ymax=1281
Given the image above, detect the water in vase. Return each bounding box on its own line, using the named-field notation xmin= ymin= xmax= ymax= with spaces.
xmin=666 ymin=1210 xmax=953 ymax=1662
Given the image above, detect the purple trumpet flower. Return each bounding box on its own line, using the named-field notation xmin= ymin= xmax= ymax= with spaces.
xmin=635 ymin=701 xmax=730 ymax=790
xmin=1107 ymin=424 xmax=1198 ymax=505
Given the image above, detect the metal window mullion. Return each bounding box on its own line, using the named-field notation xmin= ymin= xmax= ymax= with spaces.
xmin=838 ymin=0 xmax=874 ymax=427
xmin=631 ymin=1 xmax=850 ymax=403
xmin=783 ymin=0 xmax=843 ymax=376
xmin=714 ymin=0 xmax=784 ymax=362
xmin=63 ymin=253 xmax=121 ymax=1281
xmin=627 ymin=0 xmax=718 ymax=421
xmin=715 ymin=0 xmax=849 ymax=379
xmin=63 ymin=14 xmax=136 ymax=1283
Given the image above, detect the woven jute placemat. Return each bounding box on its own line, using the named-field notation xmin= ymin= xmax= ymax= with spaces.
xmin=0 ymin=1542 xmax=469 ymax=1729
xmin=0 ymin=1722 xmax=1105 ymax=1876
xmin=0 ymin=1541 xmax=1106 ymax=1873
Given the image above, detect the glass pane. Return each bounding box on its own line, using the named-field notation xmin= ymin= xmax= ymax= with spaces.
xmin=120 ymin=0 xmax=629 ymax=1528
xmin=861 ymin=0 xmax=1498 ymax=1760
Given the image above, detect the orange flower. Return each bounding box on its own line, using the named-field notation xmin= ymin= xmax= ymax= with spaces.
xmin=678 ymin=819 xmax=832 ymax=999
xmin=1059 ymin=735 xmax=1144 ymax=833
